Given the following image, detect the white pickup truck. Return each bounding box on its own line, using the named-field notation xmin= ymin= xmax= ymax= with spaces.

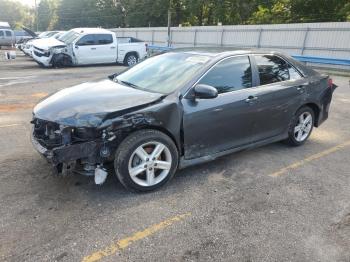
xmin=32 ymin=28 xmax=148 ymax=67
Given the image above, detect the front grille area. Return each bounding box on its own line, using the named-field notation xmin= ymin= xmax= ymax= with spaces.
xmin=34 ymin=46 xmax=44 ymax=52
xmin=34 ymin=50 xmax=50 ymax=57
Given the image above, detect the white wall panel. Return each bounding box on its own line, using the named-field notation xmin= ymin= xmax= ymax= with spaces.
xmin=110 ymin=22 xmax=350 ymax=69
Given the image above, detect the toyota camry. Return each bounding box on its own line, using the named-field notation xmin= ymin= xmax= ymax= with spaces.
xmin=31 ymin=49 xmax=336 ymax=192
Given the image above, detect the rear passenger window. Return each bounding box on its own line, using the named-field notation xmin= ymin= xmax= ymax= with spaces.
xmin=0 ymin=31 xmax=4 ymax=37
xmin=199 ymin=56 xmax=252 ymax=94
xmin=255 ymin=55 xmax=302 ymax=85
xmin=76 ymin=35 xmax=96 ymax=46
xmin=5 ymin=31 xmax=12 ymax=37
xmin=95 ymin=34 xmax=113 ymax=45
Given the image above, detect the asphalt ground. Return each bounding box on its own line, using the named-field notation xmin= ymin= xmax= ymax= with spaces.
xmin=0 ymin=52 xmax=350 ymax=262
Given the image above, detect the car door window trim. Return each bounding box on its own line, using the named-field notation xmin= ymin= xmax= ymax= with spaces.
xmin=252 ymin=54 xmax=304 ymax=87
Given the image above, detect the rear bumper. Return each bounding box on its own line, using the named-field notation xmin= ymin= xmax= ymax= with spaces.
xmin=316 ymin=85 xmax=336 ymax=127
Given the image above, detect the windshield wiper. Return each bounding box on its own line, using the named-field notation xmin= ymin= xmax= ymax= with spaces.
xmin=119 ymin=80 xmax=141 ymax=89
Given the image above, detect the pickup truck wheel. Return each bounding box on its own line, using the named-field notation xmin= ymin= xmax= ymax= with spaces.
xmin=52 ymin=54 xmax=72 ymax=68
xmin=114 ymin=129 xmax=178 ymax=192
xmin=285 ymin=106 xmax=314 ymax=146
xmin=125 ymin=53 xmax=138 ymax=67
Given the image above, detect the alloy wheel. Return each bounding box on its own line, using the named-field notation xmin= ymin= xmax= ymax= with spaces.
xmin=294 ymin=112 xmax=313 ymax=142
xmin=128 ymin=141 xmax=172 ymax=187
xmin=127 ymin=55 xmax=137 ymax=66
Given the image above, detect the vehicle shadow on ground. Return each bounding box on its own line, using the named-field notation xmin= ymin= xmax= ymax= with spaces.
xmin=27 ymin=141 xmax=295 ymax=207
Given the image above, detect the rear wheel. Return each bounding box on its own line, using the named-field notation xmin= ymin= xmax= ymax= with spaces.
xmin=285 ymin=106 xmax=314 ymax=146
xmin=124 ymin=53 xmax=138 ymax=67
xmin=114 ymin=129 xmax=178 ymax=192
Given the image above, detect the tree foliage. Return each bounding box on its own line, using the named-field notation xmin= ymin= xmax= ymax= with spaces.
xmin=1 ymin=0 xmax=350 ymax=31
xmin=0 ymin=0 xmax=34 ymax=29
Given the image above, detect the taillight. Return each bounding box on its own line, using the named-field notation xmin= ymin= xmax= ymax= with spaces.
xmin=145 ymin=43 xmax=148 ymax=52
xmin=328 ymin=78 xmax=333 ymax=88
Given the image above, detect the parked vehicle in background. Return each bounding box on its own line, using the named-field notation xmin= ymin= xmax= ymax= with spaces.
xmin=31 ymin=28 xmax=148 ymax=67
xmin=0 ymin=27 xmax=15 ymax=47
xmin=30 ymin=49 xmax=336 ymax=192
xmin=14 ymin=30 xmax=33 ymax=43
xmin=25 ymin=31 xmax=67 ymax=57
xmin=22 ymin=31 xmax=63 ymax=56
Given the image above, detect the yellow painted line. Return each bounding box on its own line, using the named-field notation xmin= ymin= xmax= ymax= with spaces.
xmin=82 ymin=212 xmax=191 ymax=262
xmin=270 ymin=140 xmax=350 ymax=177
xmin=0 ymin=123 xmax=22 ymax=128
xmin=0 ymin=103 xmax=35 ymax=112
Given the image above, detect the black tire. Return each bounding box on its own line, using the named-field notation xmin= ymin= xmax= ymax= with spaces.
xmin=52 ymin=54 xmax=72 ymax=68
xmin=124 ymin=53 xmax=138 ymax=67
xmin=114 ymin=129 xmax=179 ymax=192
xmin=284 ymin=106 xmax=315 ymax=146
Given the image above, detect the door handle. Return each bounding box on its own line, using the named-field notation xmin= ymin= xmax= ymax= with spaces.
xmin=245 ymin=96 xmax=258 ymax=103
xmin=110 ymin=46 xmax=116 ymax=49
xmin=91 ymin=47 xmax=96 ymax=50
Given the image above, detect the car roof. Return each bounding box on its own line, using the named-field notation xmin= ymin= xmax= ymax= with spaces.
xmin=171 ymin=47 xmax=280 ymax=57
xmin=71 ymin=28 xmax=113 ymax=34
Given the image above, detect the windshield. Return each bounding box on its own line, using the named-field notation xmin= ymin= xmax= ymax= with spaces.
xmin=59 ymin=30 xmax=81 ymax=44
xmin=54 ymin=32 xmax=65 ymax=39
xmin=116 ymin=53 xmax=210 ymax=94
xmin=38 ymin=32 xmax=50 ymax=38
xmin=43 ymin=31 xmax=58 ymax=38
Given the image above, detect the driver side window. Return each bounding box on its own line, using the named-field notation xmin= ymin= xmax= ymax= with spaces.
xmin=76 ymin=34 xmax=96 ymax=46
xmin=198 ymin=56 xmax=252 ymax=95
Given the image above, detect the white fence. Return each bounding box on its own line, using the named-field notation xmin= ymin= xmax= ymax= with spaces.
xmin=110 ymin=22 xmax=350 ymax=69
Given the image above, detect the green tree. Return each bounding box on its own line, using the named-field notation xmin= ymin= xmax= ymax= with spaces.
xmin=0 ymin=0 xmax=34 ymax=29
xmin=36 ymin=0 xmax=58 ymax=31
xmin=249 ymin=0 xmax=291 ymax=24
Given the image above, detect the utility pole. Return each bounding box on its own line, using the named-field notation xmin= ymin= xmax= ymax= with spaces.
xmin=167 ymin=2 xmax=171 ymax=47
xmin=35 ymin=0 xmax=38 ymax=32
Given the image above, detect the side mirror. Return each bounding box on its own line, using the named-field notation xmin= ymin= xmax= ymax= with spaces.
xmin=194 ymin=84 xmax=218 ymax=99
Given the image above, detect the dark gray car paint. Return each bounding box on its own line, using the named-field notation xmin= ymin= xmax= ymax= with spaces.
xmin=31 ymin=50 xmax=333 ymax=170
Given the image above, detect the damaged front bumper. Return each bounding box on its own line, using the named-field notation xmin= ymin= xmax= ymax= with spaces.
xmin=31 ymin=130 xmax=98 ymax=165
xmin=31 ymin=130 xmax=110 ymax=184
xmin=32 ymin=50 xmax=53 ymax=67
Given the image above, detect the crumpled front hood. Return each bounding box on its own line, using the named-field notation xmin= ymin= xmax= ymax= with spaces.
xmin=33 ymin=37 xmax=66 ymax=50
xmin=33 ymin=80 xmax=163 ymax=127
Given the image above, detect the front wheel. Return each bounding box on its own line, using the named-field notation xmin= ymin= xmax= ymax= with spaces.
xmin=114 ymin=130 xmax=179 ymax=192
xmin=285 ymin=106 xmax=315 ymax=146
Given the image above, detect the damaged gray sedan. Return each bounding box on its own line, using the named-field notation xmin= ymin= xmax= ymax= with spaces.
xmin=31 ymin=49 xmax=335 ymax=192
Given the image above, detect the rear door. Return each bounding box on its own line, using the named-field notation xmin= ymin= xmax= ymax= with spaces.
xmin=247 ymin=54 xmax=306 ymax=141
xmin=182 ymin=55 xmax=258 ymax=159
xmin=94 ymin=34 xmax=116 ymax=63
xmin=5 ymin=30 xmax=14 ymax=45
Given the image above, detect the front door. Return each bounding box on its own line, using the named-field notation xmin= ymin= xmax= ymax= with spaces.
xmin=182 ymin=55 xmax=257 ymax=159
xmin=74 ymin=34 xmax=99 ymax=65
